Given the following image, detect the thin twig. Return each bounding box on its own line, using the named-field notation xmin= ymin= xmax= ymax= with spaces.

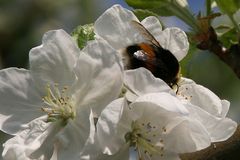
xmin=195 ymin=26 xmax=240 ymax=79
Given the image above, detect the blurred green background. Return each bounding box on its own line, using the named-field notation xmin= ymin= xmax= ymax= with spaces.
xmin=0 ymin=0 xmax=240 ymax=158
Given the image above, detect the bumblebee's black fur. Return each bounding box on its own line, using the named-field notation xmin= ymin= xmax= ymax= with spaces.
xmin=126 ymin=44 xmax=179 ymax=87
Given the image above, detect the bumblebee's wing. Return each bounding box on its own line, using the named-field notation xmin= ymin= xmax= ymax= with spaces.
xmin=131 ymin=20 xmax=161 ymax=48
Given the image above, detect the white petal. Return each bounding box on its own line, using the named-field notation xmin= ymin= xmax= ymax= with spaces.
xmin=220 ymin=100 xmax=230 ymax=118
xmin=179 ymin=78 xmax=223 ymax=117
xmin=208 ymin=117 xmax=237 ymax=142
xmin=130 ymin=100 xmax=186 ymax=130
xmin=83 ymin=144 xmax=130 ymax=160
xmin=29 ymin=29 xmax=79 ymax=88
xmin=2 ymin=116 xmax=58 ymax=160
xmin=129 ymin=94 xmax=190 ymax=138
xmin=55 ymin=109 xmax=93 ymax=160
xmin=133 ymin=93 xmax=189 ymax=115
xmin=73 ymin=39 xmax=123 ymax=116
xmin=94 ymin=4 xmax=142 ymax=50
xmin=141 ymin=16 xmax=162 ymax=36
xmin=101 ymin=144 xmax=130 ymax=160
xmin=164 ymin=117 xmax=211 ymax=153
xmin=80 ymin=114 xmax=131 ymax=160
xmin=178 ymin=77 xmax=194 ymax=85
xmin=156 ymin=27 xmax=189 ymax=61
xmin=97 ymin=98 xmax=127 ymax=155
xmin=187 ymin=104 xmax=237 ymax=142
xmin=125 ymin=90 xmax=138 ymax=102
xmin=124 ymin=68 xmax=173 ymax=98
xmin=0 ymin=68 xmax=43 ymax=134
xmin=79 ymin=122 xmax=105 ymax=160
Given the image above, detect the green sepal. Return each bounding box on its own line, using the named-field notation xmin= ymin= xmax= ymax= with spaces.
xmin=219 ymin=28 xmax=238 ymax=48
xmin=71 ymin=23 xmax=95 ymax=49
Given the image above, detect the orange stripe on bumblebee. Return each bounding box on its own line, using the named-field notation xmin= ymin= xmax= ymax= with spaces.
xmin=137 ymin=43 xmax=156 ymax=73
xmin=138 ymin=43 xmax=156 ymax=59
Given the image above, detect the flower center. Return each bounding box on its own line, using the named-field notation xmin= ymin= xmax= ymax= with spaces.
xmin=125 ymin=121 xmax=166 ymax=159
xmin=118 ymin=86 xmax=127 ymax=98
xmin=41 ymin=84 xmax=76 ymax=125
xmin=177 ymin=87 xmax=193 ymax=101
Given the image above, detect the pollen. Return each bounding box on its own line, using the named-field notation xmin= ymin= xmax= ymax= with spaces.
xmin=162 ymin=127 xmax=167 ymax=132
xmin=41 ymin=84 xmax=76 ymax=124
xmin=177 ymin=86 xmax=193 ymax=101
xmin=125 ymin=121 xmax=166 ymax=159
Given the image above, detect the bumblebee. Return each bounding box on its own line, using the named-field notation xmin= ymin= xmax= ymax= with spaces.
xmin=122 ymin=21 xmax=180 ymax=88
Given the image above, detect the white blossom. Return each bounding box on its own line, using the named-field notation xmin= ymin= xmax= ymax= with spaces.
xmin=177 ymin=78 xmax=237 ymax=142
xmin=124 ymin=68 xmax=237 ymax=143
xmin=96 ymin=93 xmax=211 ymax=160
xmin=0 ymin=29 xmax=123 ymax=159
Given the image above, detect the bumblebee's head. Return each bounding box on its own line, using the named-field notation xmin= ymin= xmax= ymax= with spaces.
xmin=168 ymin=70 xmax=182 ymax=93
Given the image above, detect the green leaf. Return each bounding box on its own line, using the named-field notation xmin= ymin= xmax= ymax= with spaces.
xmin=126 ymin=0 xmax=189 ymax=9
xmin=150 ymin=6 xmax=177 ymax=16
xmin=180 ymin=42 xmax=197 ymax=77
xmin=71 ymin=23 xmax=95 ymax=49
xmin=126 ymin=0 xmax=169 ymax=9
xmin=126 ymin=0 xmax=199 ymax=32
xmin=215 ymin=0 xmax=240 ymax=15
xmin=133 ymin=9 xmax=159 ymax=21
xmin=205 ymin=0 xmax=212 ymax=15
xmin=219 ymin=28 xmax=238 ymax=48
xmin=133 ymin=9 xmax=165 ymax=28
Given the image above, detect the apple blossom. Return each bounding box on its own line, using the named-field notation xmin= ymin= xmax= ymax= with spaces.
xmin=96 ymin=93 xmax=211 ymax=160
xmin=124 ymin=68 xmax=237 ymax=144
xmin=177 ymin=78 xmax=237 ymax=142
xmin=0 ymin=29 xmax=123 ymax=159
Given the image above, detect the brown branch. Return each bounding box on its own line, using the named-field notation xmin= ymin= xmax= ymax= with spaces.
xmin=180 ymin=125 xmax=240 ymax=160
xmin=196 ymin=26 xmax=240 ymax=79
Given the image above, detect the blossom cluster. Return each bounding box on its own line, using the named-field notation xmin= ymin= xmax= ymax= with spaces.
xmin=0 ymin=5 xmax=237 ymax=160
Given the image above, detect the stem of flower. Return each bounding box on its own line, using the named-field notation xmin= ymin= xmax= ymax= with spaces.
xmin=228 ymin=14 xmax=240 ymax=33
xmin=170 ymin=2 xmax=199 ymax=32
xmin=205 ymin=0 xmax=212 ymax=16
